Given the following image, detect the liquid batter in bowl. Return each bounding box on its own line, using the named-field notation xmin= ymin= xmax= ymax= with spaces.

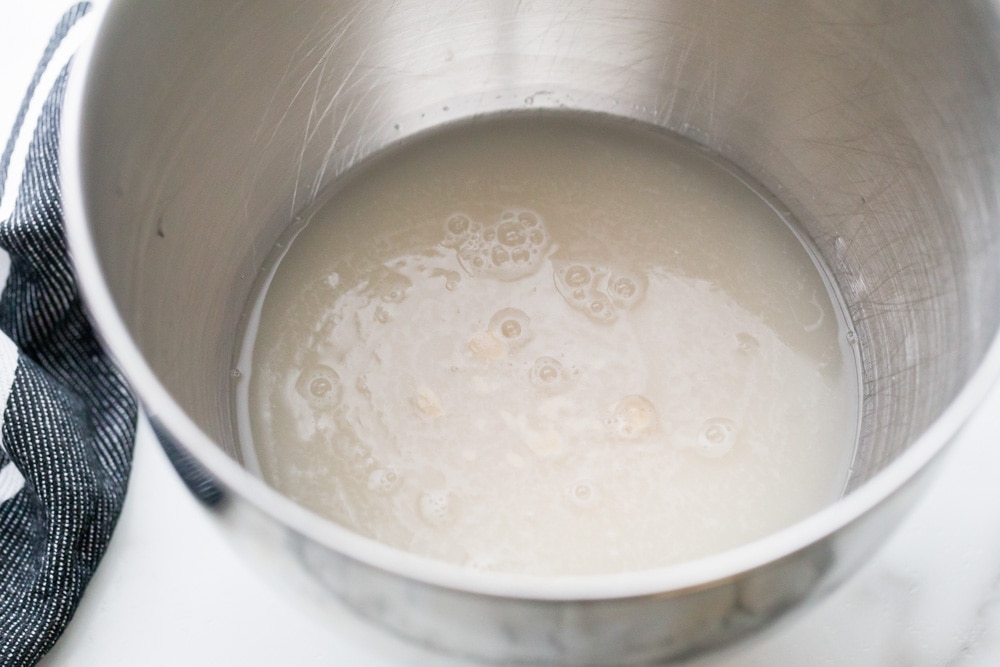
xmin=234 ymin=112 xmax=860 ymax=575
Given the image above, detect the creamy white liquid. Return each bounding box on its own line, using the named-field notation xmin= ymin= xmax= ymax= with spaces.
xmin=236 ymin=113 xmax=860 ymax=576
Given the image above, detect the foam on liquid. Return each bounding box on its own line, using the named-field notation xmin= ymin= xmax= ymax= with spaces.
xmin=236 ymin=113 xmax=860 ymax=576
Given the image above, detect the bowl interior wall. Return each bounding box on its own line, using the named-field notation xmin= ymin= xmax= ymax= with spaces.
xmin=80 ymin=0 xmax=1000 ymax=490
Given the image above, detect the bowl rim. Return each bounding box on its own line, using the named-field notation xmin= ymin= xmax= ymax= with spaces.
xmin=59 ymin=0 xmax=1000 ymax=602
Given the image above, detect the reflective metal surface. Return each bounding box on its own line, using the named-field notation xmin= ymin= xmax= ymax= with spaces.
xmin=62 ymin=1 xmax=1000 ymax=664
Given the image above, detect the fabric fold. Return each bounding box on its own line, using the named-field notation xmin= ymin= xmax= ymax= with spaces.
xmin=0 ymin=4 xmax=139 ymax=665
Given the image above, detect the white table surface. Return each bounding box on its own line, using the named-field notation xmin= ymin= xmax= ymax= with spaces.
xmin=5 ymin=2 xmax=1000 ymax=665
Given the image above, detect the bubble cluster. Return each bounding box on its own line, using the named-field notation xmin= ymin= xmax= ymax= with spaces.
xmin=295 ymin=364 xmax=341 ymax=409
xmin=367 ymin=467 xmax=401 ymax=494
xmin=607 ymin=394 xmax=658 ymax=439
xmin=553 ymin=262 xmax=647 ymax=323
xmin=419 ymin=490 xmax=455 ymax=527
xmin=489 ymin=308 xmax=532 ymax=349
xmin=442 ymin=209 xmax=551 ymax=280
xmin=695 ymin=418 xmax=738 ymax=457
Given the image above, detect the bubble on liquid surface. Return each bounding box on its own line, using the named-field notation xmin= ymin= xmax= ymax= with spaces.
xmin=607 ymin=271 xmax=646 ymax=310
xmin=511 ymin=247 xmax=532 ymax=264
xmin=528 ymin=356 xmax=572 ymax=392
xmin=367 ymin=467 xmax=401 ymax=494
xmin=446 ymin=214 xmax=470 ymax=235
xmin=587 ymin=293 xmax=616 ymax=323
xmin=563 ymin=265 xmax=593 ymax=288
xmin=419 ymin=490 xmax=455 ymax=526
xmin=497 ymin=220 xmax=527 ymax=246
xmin=491 ymin=245 xmax=510 ymax=265
xmin=696 ymin=418 xmax=738 ymax=457
xmin=295 ymin=364 xmax=341 ymax=409
xmin=567 ymin=480 xmax=597 ymax=507
xmin=442 ymin=213 xmax=473 ymax=249
xmin=608 ymin=394 xmax=658 ymax=439
xmin=489 ymin=308 xmax=532 ymax=349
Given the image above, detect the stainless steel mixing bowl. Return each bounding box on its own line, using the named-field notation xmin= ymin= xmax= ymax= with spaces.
xmin=61 ymin=0 xmax=1000 ymax=664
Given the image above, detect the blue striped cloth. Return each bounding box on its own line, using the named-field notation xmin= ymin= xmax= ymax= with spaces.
xmin=0 ymin=4 xmax=138 ymax=665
